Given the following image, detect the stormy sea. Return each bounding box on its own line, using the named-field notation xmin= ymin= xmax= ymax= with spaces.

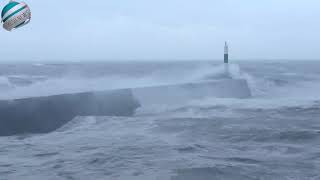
xmin=0 ymin=60 xmax=319 ymax=180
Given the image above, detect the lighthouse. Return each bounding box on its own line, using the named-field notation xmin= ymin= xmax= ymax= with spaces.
xmin=224 ymin=41 xmax=229 ymax=63
xmin=224 ymin=41 xmax=230 ymax=77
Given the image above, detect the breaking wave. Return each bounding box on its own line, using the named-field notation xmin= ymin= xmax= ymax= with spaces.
xmin=0 ymin=63 xmax=246 ymax=100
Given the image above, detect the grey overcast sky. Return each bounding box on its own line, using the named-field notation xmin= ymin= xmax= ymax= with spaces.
xmin=0 ymin=0 xmax=319 ymax=61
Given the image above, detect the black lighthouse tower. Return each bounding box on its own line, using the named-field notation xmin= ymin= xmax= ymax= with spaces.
xmin=224 ymin=42 xmax=229 ymax=63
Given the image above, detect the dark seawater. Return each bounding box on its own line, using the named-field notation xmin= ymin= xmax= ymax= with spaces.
xmin=0 ymin=60 xmax=320 ymax=180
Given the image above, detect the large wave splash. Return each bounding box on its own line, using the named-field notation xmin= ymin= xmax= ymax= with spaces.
xmin=0 ymin=63 xmax=253 ymax=136
xmin=0 ymin=63 xmax=247 ymax=100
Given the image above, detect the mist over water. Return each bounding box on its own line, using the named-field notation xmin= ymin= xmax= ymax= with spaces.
xmin=0 ymin=60 xmax=320 ymax=179
xmin=0 ymin=61 xmax=233 ymax=99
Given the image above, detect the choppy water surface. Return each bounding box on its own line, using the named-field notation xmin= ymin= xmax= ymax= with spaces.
xmin=0 ymin=60 xmax=320 ymax=180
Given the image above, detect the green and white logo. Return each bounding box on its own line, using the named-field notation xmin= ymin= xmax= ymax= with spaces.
xmin=1 ymin=1 xmax=31 ymax=31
